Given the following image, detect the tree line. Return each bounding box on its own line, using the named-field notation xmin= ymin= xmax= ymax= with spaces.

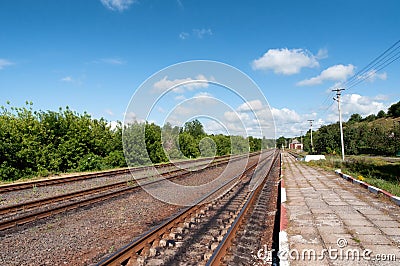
xmin=281 ymin=100 xmax=400 ymax=156
xmin=0 ymin=102 xmax=274 ymax=181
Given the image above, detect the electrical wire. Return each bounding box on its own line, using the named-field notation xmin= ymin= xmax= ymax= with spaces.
xmin=346 ymin=50 xmax=400 ymax=91
xmin=298 ymin=40 xmax=400 ymax=137
xmin=344 ymin=40 xmax=400 ymax=87
xmin=332 ymin=39 xmax=400 ymax=92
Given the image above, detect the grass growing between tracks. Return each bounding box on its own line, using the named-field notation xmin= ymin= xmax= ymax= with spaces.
xmin=304 ymin=155 xmax=400 ymax=197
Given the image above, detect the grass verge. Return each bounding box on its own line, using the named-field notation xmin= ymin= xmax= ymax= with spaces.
xmin=304 ymin=155 xmax=400 ymax=197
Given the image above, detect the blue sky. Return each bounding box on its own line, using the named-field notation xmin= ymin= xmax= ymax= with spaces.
xmin=1 ymin=0 xmax=399 ymax=138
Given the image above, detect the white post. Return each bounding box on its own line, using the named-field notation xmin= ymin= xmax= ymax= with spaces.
xmin=308 ymin=120 xmax=314 ymax=153
xmin=333 ymin=88 xmax=345 ymax=161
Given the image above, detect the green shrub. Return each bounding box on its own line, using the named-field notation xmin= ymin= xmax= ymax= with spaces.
xmin=76 ymin=153 xmax=105 ymax=171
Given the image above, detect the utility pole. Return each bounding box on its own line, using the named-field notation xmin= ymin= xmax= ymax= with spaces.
xmin=300 ymin=131 xmax=303 ymax=151
xmin=307 ymin=120 xmax=314 ymax=153
xmin=333 ymin=88 xmax=345 ymax=161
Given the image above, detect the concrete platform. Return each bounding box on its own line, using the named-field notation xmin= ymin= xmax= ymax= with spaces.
xmin=280 ymin=152 xmax=400 ymax=266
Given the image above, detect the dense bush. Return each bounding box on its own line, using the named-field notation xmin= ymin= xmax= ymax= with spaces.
xmin=0 ymin=103 xmax=272 ymax=181
xmin=0 ymin=102 xmax=125 ymax=181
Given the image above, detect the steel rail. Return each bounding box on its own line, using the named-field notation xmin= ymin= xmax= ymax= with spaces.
xmin=0 ymin=154 xmax=241 ymax=215
xmin=96 ymin=150 xmax=273 ymax=266
xmin=0 ymin=167 xmax=187 ymax=216
xmin=0 ymin=154 xmax=243 ymax=216
xmin=206 ymin=150 xmax=280 ymax=266
xmin=0 ymin=153 xmax=241 ymax=193
xmin=0 ymin=153 xmax=259 ymax=231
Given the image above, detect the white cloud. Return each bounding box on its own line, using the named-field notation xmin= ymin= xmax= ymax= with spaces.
xmin=222 ymin=101 xmax=276 ymax=137
xmin=271 ymin=107 xmax=302 ymax=123
xmin=236 ymin=103 xmax=318 ymax=137
xmin=325 ymin=93 xmax=389 ymax=123
xmin=107 ymin=121 xmax=119 ymax=130
xmin=174 ymin=95 xmax=186 ymax=101
xmin=153 ymin=74 xmax=214 ymax=93
xmin=105 ymin=109 xmax=114 ymax=116
xmin=203 ymin=120 xmax=226 ymax=135
xmin=179 ymin=32 xmax=189 ymax=40
xmin=372 ymin=94 xmax=389 ymax=101
xmin=297 ymin=64 xmax=355 ymax=86
xmin=271 ymin=107 xmax=320 ymax=137
xmin=237 ymin=100 xmax=264 ymax=112
xmin=192 ymin=92 xmax=217 ymax=104
xmin=100 ymin=58 xmax=125 ymax=65
xmin=193 ymin=28 xmax=212 ymax=38
xmin=60 ymin=75 xmax=85 ymax=85
xmin=124 ymin=111 xmax=145 ymax=123
xmin=224 ymin=111 xmax=251 ymax=123
xmin=357 ymin=70 xmax=387 ymax=83
xmin=0 ymin=59 xmax=14 ymax=70
xmin=214 ymin=93 xmax=389 ymax=138
xmin=194 ymin=92 xmax=213 ymax=97
xmin=270 ymin=94 xmax=390 ymax=136
xmin=61 ymin=76 xmax=73 ymax=82
xmin=100 ymin=0 xmax=135 ymax=11
xmin=173 ymin=105 xmax=195 ymax=117
xmin=252 ymin=48 xmax=320 ymax=75
xmin=341 ymin=94 xmax=388 ymax=117
xmin=316 ymin=48 xmax=329 ymax=59
xmin=179 ymin=28 xmax=212 ymax=40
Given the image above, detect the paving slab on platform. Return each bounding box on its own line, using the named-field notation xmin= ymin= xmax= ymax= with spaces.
xmin=281 ymin=152 xmax=400 ymax=266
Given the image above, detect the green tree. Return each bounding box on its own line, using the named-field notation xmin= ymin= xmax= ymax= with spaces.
xmin=198 ymin=137 xmax=217 ymax=157
xmin=183 ymin=119 xmax=205 ymax=139
xmin=377 ymin=110 xmax=386 ymax=118
xmin=276 ymin=136 xmax=287 ymax=149
xmin=161 ymin=123 xmax=182 ymax=160
xmin=178 ymin=132 xmax=200 ymax=158
xmin=231 ymin=136 xmax=249 ymax=154
xmin=363 ymin=114 xmax=376 ymax=122
xmin=248 ymin=136 xmax=261 ymax=152
xmin=313 ymin=124 xmax=340 ymax=154
xmin=211 ymin=134 xmax=231 ymax=156
xmin=145 ymin=123 xmax=168 ymax=164
xmin=123 ymin=122 xmax=151 ymax=166
xmin=388 ymin=101 xmax=400 ymax=118
xmin=348 ymin=113 xmax=362 ymax=123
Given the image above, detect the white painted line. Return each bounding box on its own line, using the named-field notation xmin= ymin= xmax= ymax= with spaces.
xmin=279 ymin=231 xmax=290 ymax=266
xmin=391 ymin=196 xmax=400 ymax=206
xmin=281 ymin=187 xmax=287 ymax=203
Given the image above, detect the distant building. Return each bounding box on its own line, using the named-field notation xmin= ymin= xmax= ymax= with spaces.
xmin=289 ymin=138 xmax=303 ymax=150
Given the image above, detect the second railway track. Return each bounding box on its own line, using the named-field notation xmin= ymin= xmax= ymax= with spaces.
xmin=0 ymin=153 xmax=260 ymax=231
xmin=0 ymin=154 xmax=237 ymax=193
xmin=97 ymin=149 xmax=281 ymax=266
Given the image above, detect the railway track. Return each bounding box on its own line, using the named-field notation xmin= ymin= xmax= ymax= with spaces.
xmin=97 ymin=149 xmax=280 ymax=266
xmin=0 ymin=154 xmax=236 ymax=193
xmin=208 ymin=152 xmax=281 ymax=265
xmin=0 ymin=153 xmax=259 ymax=231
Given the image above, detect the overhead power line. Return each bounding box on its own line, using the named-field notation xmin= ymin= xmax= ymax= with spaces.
xmin=346 ymin=50 xmax=400 ymax=91
xmin=317 ymin=39 xmax=400 ymax=124
xmin=344 ymin=40 xmax=400 ymax=86
xmin=334 ymin=39 xmax=400 ymax=92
